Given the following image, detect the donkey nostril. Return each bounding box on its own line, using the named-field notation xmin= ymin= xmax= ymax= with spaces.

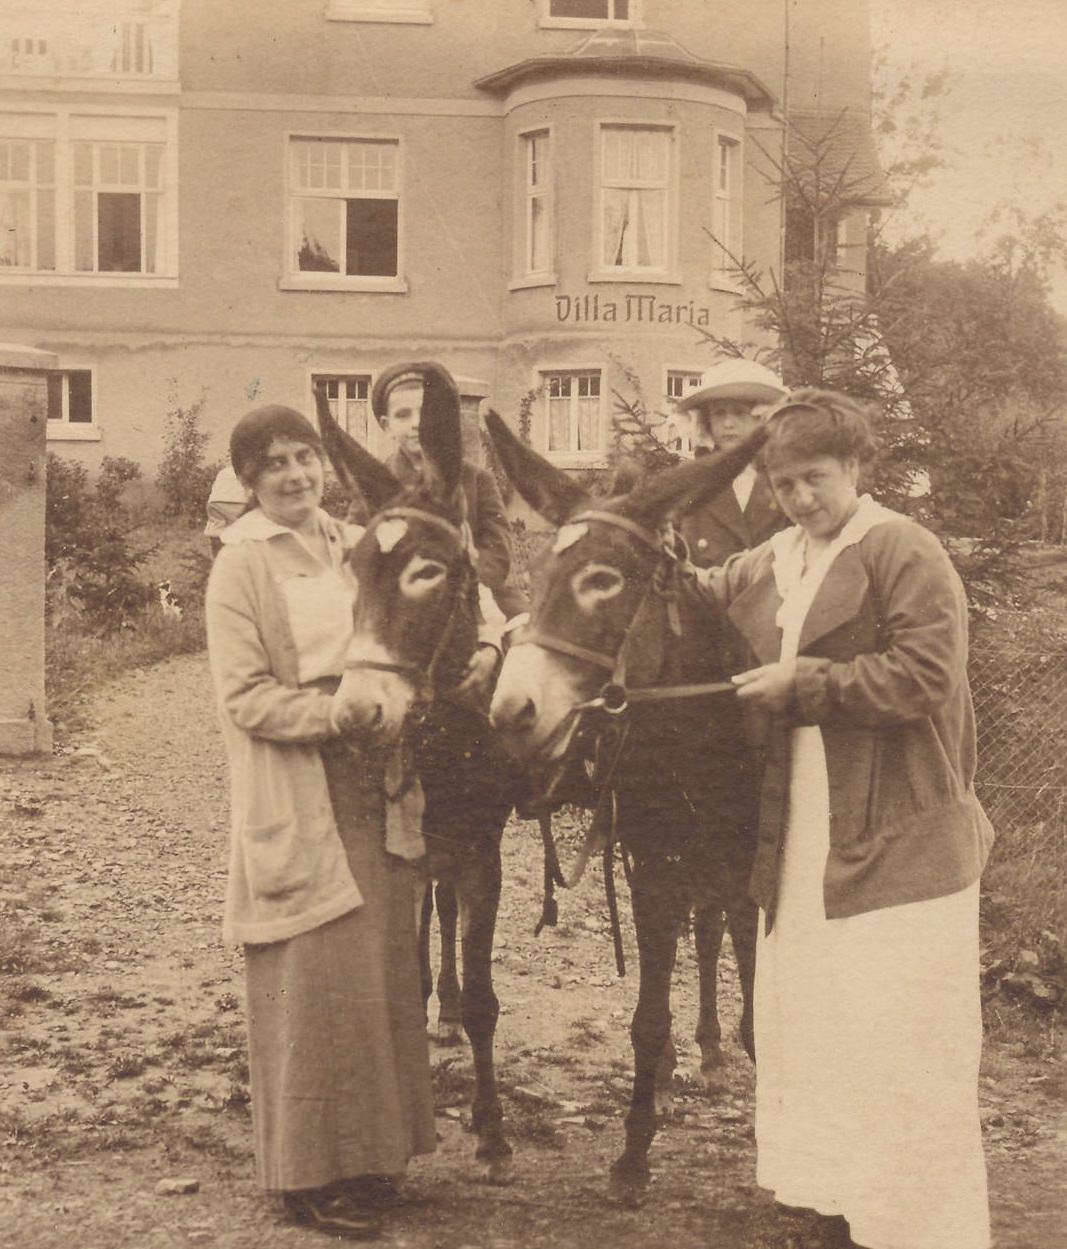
xmin=516 ymin=698 xmax=537 ymax=731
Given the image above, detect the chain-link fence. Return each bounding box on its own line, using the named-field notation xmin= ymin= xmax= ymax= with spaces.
xmin=969 ymin=619 xmax=1067 ymax=839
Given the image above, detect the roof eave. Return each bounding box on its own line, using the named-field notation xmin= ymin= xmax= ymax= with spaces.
xmin=474 ymin=55 xmax=776 ymax=110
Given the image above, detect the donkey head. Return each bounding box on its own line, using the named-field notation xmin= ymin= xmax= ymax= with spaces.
xmin=319 ymin=365 xmax=480 ymax=744
xmin=484 ymin=410 xmax=766 ymax=762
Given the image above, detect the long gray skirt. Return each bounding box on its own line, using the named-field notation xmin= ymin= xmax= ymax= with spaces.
xmin=244 ymin=738 xmax=436 ymax=1192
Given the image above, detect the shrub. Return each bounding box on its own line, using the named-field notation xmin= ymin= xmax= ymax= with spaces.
xmin=46 ymin=454 xmax=155 ymax=635
xmin=156 ymin=394 xmax=221 ymax=523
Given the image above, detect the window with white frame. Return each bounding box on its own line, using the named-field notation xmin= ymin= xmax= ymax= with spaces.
xmin=663 ymin=370 xmax=703 ymax=453
xmin=0 ymin=111 xmax=175 ymax=280
xmin=46 ymin=370 xmax=93 ymax=430
xmin=289 ymin=137 xmax=400 ymax=281
xmin=599 ymin=125 xmax=670 ymax=272
xmin=545 ymin=0 xmax=633 ymax=23
xmin=521 ymin=129 xmax=552 ymax=278
xmin=711 ymin=135 xmax=740 ymax=279
xmin=74 ymin=139 xmax=165 ymax=272
xmin=313 ymin=373 xmax=373 ymax=443
xmin=544 ymin=370 xmax=602 ymax=457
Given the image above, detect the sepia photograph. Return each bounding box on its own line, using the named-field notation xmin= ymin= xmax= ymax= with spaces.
xmin=1 ymin=2 xmax=1065 ymax=1246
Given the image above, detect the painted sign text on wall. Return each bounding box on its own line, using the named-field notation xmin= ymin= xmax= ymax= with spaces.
xmin=554 ymin=294 xmax=712 ymax=326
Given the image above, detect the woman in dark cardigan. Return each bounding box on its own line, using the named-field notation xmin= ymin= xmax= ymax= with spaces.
xmin=693 ymin=389 xmax=993 ymax=1249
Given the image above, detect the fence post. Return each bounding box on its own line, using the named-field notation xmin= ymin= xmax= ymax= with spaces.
xmin=0 ymin=344 xmax=57 ymax=755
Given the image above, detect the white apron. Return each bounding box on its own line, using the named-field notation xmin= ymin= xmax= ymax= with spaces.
xmin=753 ymin=496 xmax=990 ymax=1249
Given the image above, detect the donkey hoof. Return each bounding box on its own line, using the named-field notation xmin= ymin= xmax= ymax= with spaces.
xmin=435 ymin=1020 xmax=464 ymax=1047
xmin=608 ymin=1158 xmax=650 ymax=1208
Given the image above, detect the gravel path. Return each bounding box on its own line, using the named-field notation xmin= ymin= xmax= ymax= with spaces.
xmin=1 ymin=651 xmax=1065 ymax=1248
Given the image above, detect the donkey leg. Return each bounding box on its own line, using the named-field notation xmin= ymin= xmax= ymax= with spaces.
xmin=727 ymin=895 xmax=758 ymax=1063
xmin=693 ymin=902 xmax=728 ymax=1081
xmin=457 ymin=846 xmax=512 ymax=1185
xmin=434 ymin=881 xmax=464 ymax=1045
xmin=417 ymin=876 xmax=434 ymax=1026
xmin=609 ymin=858 xmax=685 ymax=1208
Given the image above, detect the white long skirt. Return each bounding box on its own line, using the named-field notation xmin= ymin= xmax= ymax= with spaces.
xmin=754 ymin=726 xmax=990 ymax=1249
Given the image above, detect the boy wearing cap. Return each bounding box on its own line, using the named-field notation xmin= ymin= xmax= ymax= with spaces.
xmin=362 ymin=363 xmax=528 ymax=623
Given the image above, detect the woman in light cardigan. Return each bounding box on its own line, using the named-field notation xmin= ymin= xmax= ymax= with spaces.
xmin=692 ymin=390 xmax=992 ymax=1249
xmin=206 ymin=404 xmax=498 ymax=1238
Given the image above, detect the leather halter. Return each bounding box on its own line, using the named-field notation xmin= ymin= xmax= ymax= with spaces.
xmin=344 ymin=503 xmax=476 ymax=705
xmin=518 ymin=508 xmax=735 ymax=720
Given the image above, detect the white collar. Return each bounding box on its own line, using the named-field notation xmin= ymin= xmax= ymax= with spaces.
xmin=769 ymin=493 xmax=899 ymax=599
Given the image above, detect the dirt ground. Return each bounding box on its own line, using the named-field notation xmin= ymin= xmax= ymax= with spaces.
xmin=1 ymin=651 xmax=1065 ymax=1249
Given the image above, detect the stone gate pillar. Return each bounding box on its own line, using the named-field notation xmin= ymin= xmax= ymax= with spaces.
xmin=0 ymin=345 xmax=56 ymax=754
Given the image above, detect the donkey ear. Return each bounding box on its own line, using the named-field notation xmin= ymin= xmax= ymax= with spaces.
xmin=483 ymin=408 xmax=589 ymax=527
xmin=314 ymin=383 xmax=400 ymax=513
xmin=622 ymin=426 xmax=769 ymax=529
xmin=418 ymin=363 xmax=463 ymax=500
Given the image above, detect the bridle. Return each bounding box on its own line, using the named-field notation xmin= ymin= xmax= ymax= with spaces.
xmin=518 ymin=508 xmax=737 ymax=764
xmin=344 ymin=504 xmax=477 ymax=715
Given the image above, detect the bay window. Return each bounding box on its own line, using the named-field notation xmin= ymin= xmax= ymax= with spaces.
xmin=599 ymin=125 xmax=671 ymax=273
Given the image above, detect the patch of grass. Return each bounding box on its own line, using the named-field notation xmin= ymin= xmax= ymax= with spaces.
xmin=107 ymin=1051 xmax=147 ymax=1080
xmin=431 ymin=1057 xmax=474 ymax=1108
xmin=568 ymin=1017 xmax=607 ymax=1050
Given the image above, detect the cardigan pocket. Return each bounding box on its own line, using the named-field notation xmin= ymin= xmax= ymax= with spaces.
xmin=242 ymin=813 xmax=314 ymax=900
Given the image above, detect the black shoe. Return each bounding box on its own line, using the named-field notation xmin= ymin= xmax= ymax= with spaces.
xmin=282 ymin=1189 xmax=383 ymax=1240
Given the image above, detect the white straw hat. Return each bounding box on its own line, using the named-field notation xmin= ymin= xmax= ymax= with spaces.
xmin=676 ymin=359 xmax=786 ymax=411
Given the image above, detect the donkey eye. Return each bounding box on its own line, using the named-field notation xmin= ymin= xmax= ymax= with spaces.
xmin=571 ymin=563 xmax=625 ymax=612
xmin=399 ymin=556 xmax=448 ymax=600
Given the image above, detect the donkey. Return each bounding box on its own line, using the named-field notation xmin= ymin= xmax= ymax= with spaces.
xmin=316 ymin=371 xmax=520 ymax=1183
xmin=484 ymin=410 xmax=766 ymax=1206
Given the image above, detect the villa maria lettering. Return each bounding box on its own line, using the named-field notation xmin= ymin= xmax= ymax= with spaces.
xmin=554 ymin=293 xmax=711 ymax=326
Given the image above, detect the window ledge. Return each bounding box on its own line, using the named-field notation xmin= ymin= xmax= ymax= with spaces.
xmin=47 ymin=425 xmax=101 ymax=442
xmin=539 ymin=19 xmax=636 ymax=30
xmin=508 ymin=273 xmax=557 ymax=291
xmin=326 ymin=4 xmax=433 ymax=22
xmin=586 ymin=269 xmax=682 ymax=286
xmin=0 ymin=273 xmax=178 ymax=289
xmin=279 ymin=275 xmax=409 ymax=294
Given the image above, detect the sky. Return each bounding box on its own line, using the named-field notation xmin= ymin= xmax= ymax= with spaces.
xmin=870 ymin=0 xmax=1067 ymax=313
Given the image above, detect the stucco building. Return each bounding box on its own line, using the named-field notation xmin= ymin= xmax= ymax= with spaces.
xmin=1 ymin=0 xmax=886 ymax=478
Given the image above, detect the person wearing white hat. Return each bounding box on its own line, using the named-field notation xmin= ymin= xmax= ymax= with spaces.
xmin=671 ymin=358 xmax=789 ymax=1070
xmin=677 ymin=358 xmax=788 ymax=567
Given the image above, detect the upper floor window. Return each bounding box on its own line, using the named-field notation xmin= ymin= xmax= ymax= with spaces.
xmin=522 ymin=129 xmax=553 ymax=278
xmin=543 ymin=369 xmax=602 ymax=460
xmin=711 ymin=136 xmax=741 ymax=283
xmin=289 ymin=137 xmax=401 ymax=289
xmin=599 ymin=125 xmax=671 ymax=273
xmin=544 ymin=0 xmax=634 ymax=24
xmin=46 ymin=369 xmax=98 ymax=441
xmin=0 ymin=111 xmax=176 ymax=284
xmin=74 ymin=140 xmax=165 ymax=273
